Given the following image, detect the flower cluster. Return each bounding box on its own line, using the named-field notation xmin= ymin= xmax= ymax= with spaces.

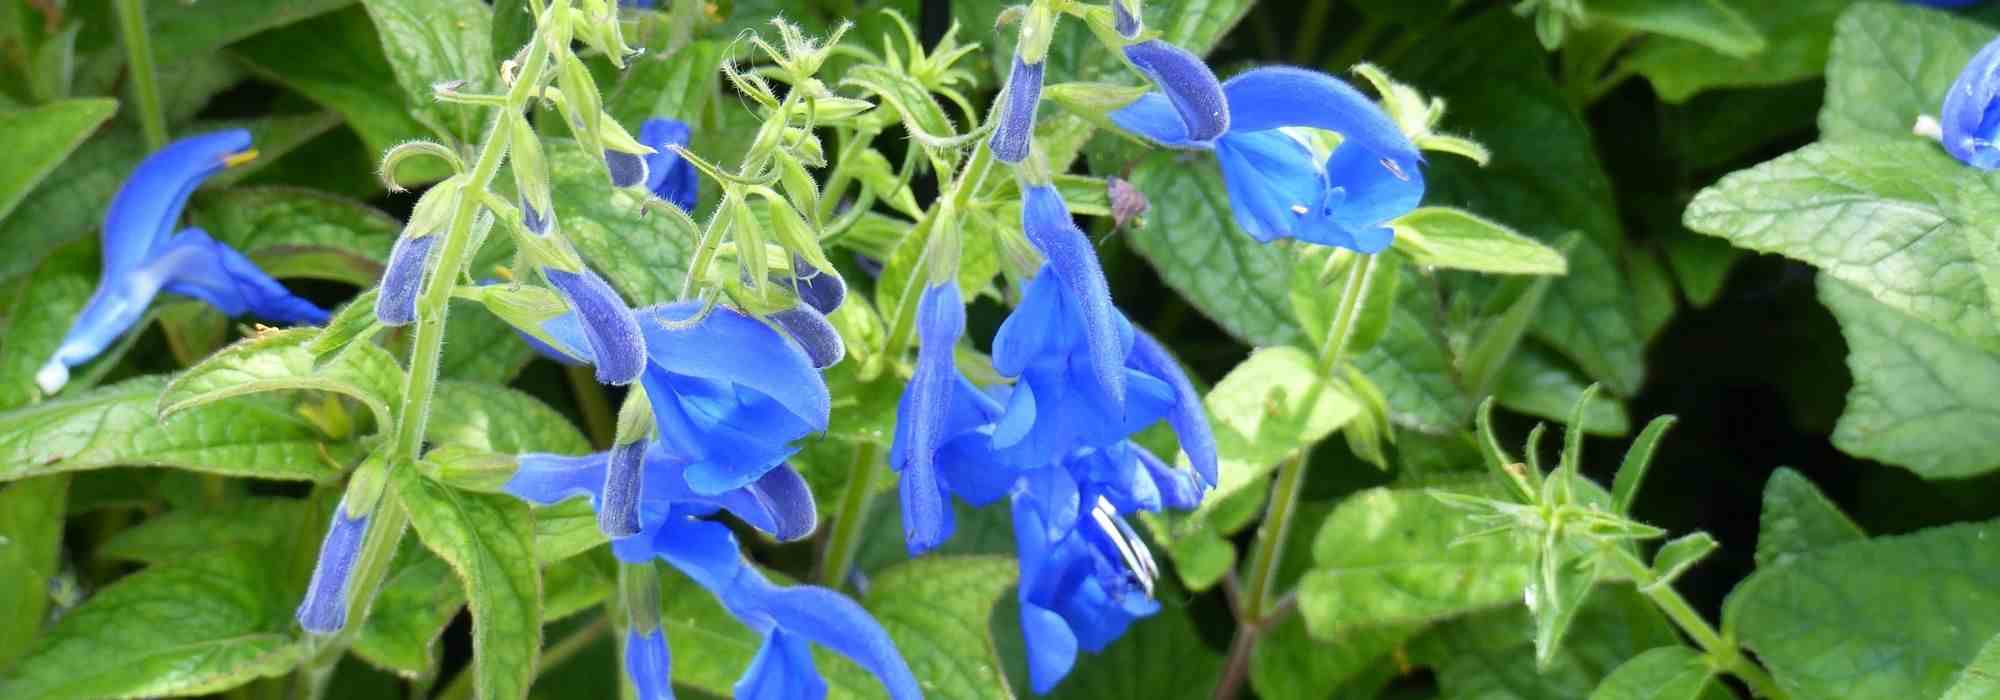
xmin=37 ymin=129 xmax=329 ymax=395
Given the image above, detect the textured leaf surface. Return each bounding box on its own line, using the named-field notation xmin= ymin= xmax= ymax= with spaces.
xmin=1755 ymin=467 xmax=1865 ymax=569
xmin=1411 ymin=586 xmax=1677 ymax=699
xmin=162 ymin=328 xmax=404 ymax=431
xmin=361 ymin=0 xmax=494 ymax=144
xmin=1195 ymin=346 xmax=1357 ymax=519
xmin=545 ymin=141 xmax=696 ymax=305
xmin=428 ymin=381 xmax=590 ymax=455
xmin=355 ymin=538 xmax=462 ymax=676
xmin=1943 ymin=634 xmax=2000 ymax=700
xmin=865 ymin=556 xmax=1019 ymax=700
xmin=1729 ymin=520 xmax=2000 ymax=700
xmin=0 ymin=242 xmax=96 ymax=410
xmin=0 ymin=376 xmax=344 ymax=482
xmin=232 ymin=8 xmax=437 ymax=173
xmin=1587 ymin=646 xmax=1727 ymax=700
xmin=1820 ymin=278 xmax=2000 ymax=479
xmin=394 ymin=466 xmax=541 ymax=700
xmin=0 ymin=475 xmax=69 ymax=666
xmin=1819 ymin=3 xmax=1994 ymax=143
xmin=1298 ymin=485 xmax=1535 ymax=640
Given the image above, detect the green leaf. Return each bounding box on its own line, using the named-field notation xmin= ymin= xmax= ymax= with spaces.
xmin=146 ymin=0 xmax=354 ymax=62
xmin=1352 ymin=278 xmax=1474 ymax=433
xmin=97 ymin=497 xmax=306 ymax=565
xmin=1648 ymin=532 xmax=1717 ymax=586
xmin=1819 ymin=3 xmax=1994 ymax=143
xmin=490 ymin=0 xmax=534 ymax=67
xmin=0 ymin=98 xmax=116 ymax=223
xmin=1125 ymin=150 xmax=1299 ymax=347
xmin=1659 ymin=230 xmax=1739 ymax=308
xmin=1728 ymin=519 xmax=2000 ymax=700
xmin=191 ymin=185 xmax=400 ymax=285
xmin=361 ymin=0 xmax=495 ymax=145
xmin=1196 ymin=346 xmax=1358 ymax=519
xmin=310 ymin=290 xmax=384 ymax=365
xmin=0 ymin=475 xmax=68 ymax=666
xmin=1140 ymin=468 xmax=1268 ymax=592
xmin=1297 ymin=484 xmax=1535 ymax=640
xmin=1589 ymin=0 xmax=1764 ymax=58
xmin=1250 ymin=614 xmax=1414 ymax=700
xmin=440 ymin=301 xmax=537 ymax=383
xmin=1687 ymin=140 xmax=2000 ymax=349
xmin=0 ymin=549 xmax=306 ymax=698
xmin=0 ymin=241 xmax=95 ymax=410
xmin=428 ymin=380 xmax=591 ymax=455
xmin=546 ymin=140 xmax=695 ymax=305
xmin=864 ymin=555 xmax=1019 ymax=700
xmin=1391 ymin=206 xmax=1570 ymax=275
xmin=0 ymin=129 xmax=140 ymax=284
xmin=1943 ymin=633 xmax=2000 ymax=700
xmin=231 ymin=7 xmax=439 ymax=181
xmin=1496 ymin=342 xmax=1633 ymax=437
xmin=541 ymin=551 xmax=613 ymax=621
xmin=393 ymin=465 xmax=541 ymax=700
xmin=607 ymin=41 xmax=727 ymax=128
xmin=356 ymin=540 xmax=461 ymax=677
xmin=1587 ymin=645 xmax=1727 ymax=700
xmin=1819 ymin=277 xmax=2000 ymax=479
xmin=1411 ymin=584 xmax=1678 ymax=699
xmin=1611 ymin=415 xmax=1677 ymax=514
xmin=1754 ymin=466 xmax=1865 ymax=569
xmin=1952 ymin=171 xmax=2000 ymax=351
xmin=162 ymin=327 xmax=404 ymax=432
xmin=0 ymin=376 xmax=347 ymax=482
xmin=1624 ymin=0 xmax=1853 ymax=103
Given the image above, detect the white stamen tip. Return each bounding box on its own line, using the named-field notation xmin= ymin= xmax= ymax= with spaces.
xmin=1290 ymin=204 xmax=1310 ymax=215
xmin=36 ymin=361 xmax=69 ymax=396
xmin=1915 ymin=114 xmax=1944 ymax=142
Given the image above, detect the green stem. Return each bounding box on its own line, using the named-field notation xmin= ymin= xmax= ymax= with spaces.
xmin=882 ymin=140 xmax=997 ymax=360
xmin=113 ymin=0 xmax=167 ymax=150
xmin=565 ymin=363 xmax=616 ymax=449
xmin=819 ymin=441 xmax=883 ymax=588
xmin=1318 ymin=254 xmax=1379 ymax=371
xmin=1240 ymin=449 xmax=1309 ymax=622
xmin=1610 ymin=550 xmax=1789 ymax=699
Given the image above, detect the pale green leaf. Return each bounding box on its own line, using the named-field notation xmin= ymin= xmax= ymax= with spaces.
xmin=394 ymin=466 xmax=541 ymax=700
xmin=1392 ymin=206 xmax=1569 ymax=275
xmin=1942 ymin=634 xmax=2000 ymax=700
xmin=428 ymin=380 xmax=591 ymax=455
xmin=1728 ymin=520 xmax=2000 ymax=700
xmin=1412 ymin=585 xmax=1677 ymax=699
xmin=1587 ymin=645 xmax=1727 ymax=700
xmin=1195 ymin=346 xmax=1358 ymax=519
xmin=1819 ymin=3 xmax=1994 ymax=143
xmin=1624 ymin=0 xmax=1853 ymax=103
xmin=1250 ymin=614 xmax=1414 ymax=700
xmin=865 ymin=556 xmax=1019 ymax=700
xmin=1496 ymin=342 xmax=1633 ymax=437
xmin=161 ymin=327 xmax=404 ymax=432
xmin=1590 ymin=0 xmax=1764 ymax=58
xmin=0 ymin=475 xmax=68 ymax=666
xmin=1819 ymin=277 xmax=2000 ymax=479
xmin=361 ymin=0 xmax=495 ymax=144
xmin=355 ymin=540 xmax=461 ymax=677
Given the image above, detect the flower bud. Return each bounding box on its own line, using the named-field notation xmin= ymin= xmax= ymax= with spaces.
xmin=598 ymin=439 xmax=648 ymax=538
xmin=769 ymin=306 xmax=844 ymax=369
xmin=988 ymin=54 xmax=1046 ymax=164
xmin=296 ymin=498 xmax=372 ymax=634
xmin=544 ymin=267 xmax=646 ymax=385
xmin=1122 ymin=40 xmax=1228 ymax=146
xmin=376 ymin=234 xmax=438 ymax=326
xmin=1113 ymin=0 xmax=1142 ymax=38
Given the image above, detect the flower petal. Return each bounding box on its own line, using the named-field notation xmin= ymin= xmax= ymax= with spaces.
xmin=599 ymin=440 xmax=649 ymax=538
xmin=642 ymin=302 xmax=831 ymax=433
xmin=101 ymin=129 xmax=253 ymax=278
xmin=626 ymin=630 xmax=674 ymax=700
xmin=296 ymin=500 xmax=370 ymax=634
xmin=1122 ymin=40 xmax=1228 ymax=146
xmin=1221 ymin=66 xmax=1417 ymax=163
xmin=546 ymin=267 xmax=647 ymax=385
xmin=734 ymin=630 xmax=826 ymax=700
xmin=1129 ymin=329 xmax=1216 ymax=488
xmin=376 ymin=234 xmax=437 ymax=326
xmin=768 ymin=306 xmax=845 ymax=369
xmin=1020 ymin=602 xmax=1079 ymax=694
xmin=1945 ymin=36 xmax=2000 ymax=169
xmin=506 ymin=451 xmax=608 ymax=507
xmin=640 ymin=118 xmax=699 ymax=210
xmin=1214 ymin=129 xmax=1326 ymax=244
xmin=1021 ymin=188 xmax=1125 ymax=407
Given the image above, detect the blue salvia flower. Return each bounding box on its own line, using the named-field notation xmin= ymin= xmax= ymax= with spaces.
xmin=1113 ymin=0 xmax=1142 ymax=38
xmin=36 ymin=129 xmax=329 ymax=394
xmin=1112 ymin=44 xmax=1423 ymax=252
xmin=507 ymin=445 xmax=919 ymax=699
xmin=787 ymin=255 xmax=846 ymax=315
xmin=1011 ymin=481 xmax=1161 ymax=693
xmin=1018 ymin=184 xmax=1127 ymax=407
xmin=889 ymin=281 xmax=1010 ymax=554
xmin=990 ymin=54 xmax=1047 ymax=163
xmin=640 ymin=118 xmax=699 ymax=211
xmin=296 ymin=496 xmax=372 ymax=634
xmin=1943 ymin=36 xmax=2000 ymax=169
xmin=540 ymin=302 xmax=831 ymax=494
xmin=375 ymin=234 xmax=437 ymax=326
xmin=543 ymin=267 xmax=646 ymax=385
xmin=767 ymin=306 xmax=845 ymax=369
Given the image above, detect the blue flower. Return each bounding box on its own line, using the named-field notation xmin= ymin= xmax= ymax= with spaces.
xmin=990 ymin=53 xmax=1047 ymax=164
xmin=541 ymin=302 xmax=831 ymax=495
xmin=1113 ymin=47 xmax=1423 ymax=252
xmin=37 ymin=129 xmax=329 ymax=394
xmin=640 ymin=118 xmax=698 ymax=211
xmin=506 ymin=447 xmax=920 ymax=700
xmin=296 ymin=495 xmax=371 ymax=635
xmin=1944 ymin=36 xmax=2000 ymax=169
xmin=888 ymin=281 xmax=1011 ymax=554
xmin=1011 ymin=482 xmax=1161 ymax=694
xmin=543 ymin=267 xmax=647 ymax=385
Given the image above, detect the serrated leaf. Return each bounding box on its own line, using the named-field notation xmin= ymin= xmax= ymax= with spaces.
xmin=1195 ymin=346 xmax=1358 ymax=519
xmin=0 ymin=98 xmax=117 ymax=223
xmin=1728 ymin=520 xmax=2000 ymax=700
xmin=0 ymin=475 xmax=68 ymax=666
xmin=0 ymin=376 xmax=347 ymax=482
xmin=393 ymin=465 xmax=541 ymax=700
xmin=545 ymin=140 xmax=695 ymax=305
xmin=1819 ymin=3 xmax=1994 ymax=143
xmin=361 ymin=0 xmax=495 ymax=145
xmin=1392 ymin=206 xmax=1569 ymax=276
xmin=1688 ymin=140 xmax=2000 ymax=349
xmin=356 ymin=540 xmax=461 ymax=677
xmin=1819 ymin=277 xmax=2000 ymax=479
xmin=1298 ymin=485 xmax=1535 ymax=640
xmin=1587 ymin=645 xmax=1727 ymax=700
xmin=162 ymin=327 xmax=403 ymax=431
xmin=0 ymin=549 xmax=306 ymax=698
xmin=1943 ymin=633 xmax=2000 ymax=700
xmin=864 ymin=556 xmax=1018 ymax=700
xmin=190 ymin=185 xmax=400 ymax=286
xmin=1754 ymin=466 xmax=1865 ymax=569
xmin=1624 ymin=0 xmax=1853 ymax=103
xmin=428 ymin=380 xmax=590 ymax=455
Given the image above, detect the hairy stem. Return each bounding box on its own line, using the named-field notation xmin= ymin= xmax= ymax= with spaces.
xmin=1610 ymin=549 xmax=1789 ymax=699
xmin=819 ymin=441 xmax=883 ymax=588
xmin=113 ymin=0 xmax=167 ymax=150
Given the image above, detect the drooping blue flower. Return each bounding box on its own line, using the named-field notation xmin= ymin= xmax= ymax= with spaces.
xmin=544 ymin=267 xmax=646 ymax=385
xmin=888 ymin=281 xmax=1011 ymax=554
xmin=541 ymin=302 xmax=831 ymax=495
xmin=37 ymin=129 xmax=329 ymax=394
xmin=1944 ymin=36 xmax=2000 ymax=169
xmin=296 ymin=496 xmax=371 ymax=634
xmin=1112 ymin=46 xmax=1423 ymax=252
xmin=990 ymin=54 xmax=1047 ymax=163
xmin=640 ymin=118 xmax=699 ymax=211
xmin=1012 ymin=484 xmax=1161 ymax=694
xmin=376 ymin=234 xmax=437 ymax=326
xmin=506 ymin=447 xmax=920 ymax=700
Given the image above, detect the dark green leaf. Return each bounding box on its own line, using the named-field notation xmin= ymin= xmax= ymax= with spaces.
xmin=97 ymin=497 xmax=306 ymax=565
xmin=1496 ymin=342 xmax=1632 ymax=437
xmin=1624 ymin=0 xmax=1853 ymax=103
xmin=428 ymin=380 xmax=591 ymax=455
xmin=394 ymin=465 xmax=541 ymax=700
xmin=1250 ymin=614 xmax=1413 ymax=700
xmin=865 ymin=555 xmax=1019 ymax=700
xmin=361 ymin=0 xmax=495 ymax=144
xmin=1411 ymin=585 xmax=1677 ymax=699
xmin=1754 ymin=466 xmax=1865 ymax=569
xmin=490 ymin=0 xmax=534 ymax=67
xmin=0 ymin=131 xmax=133 ymax=284
xmin=1728 ymin=519 xmax=2000 ymax=699
xmin=231 ymin=7 xmax=440 ymax=181
xmin=356 ymin=540 xmax=461 ymax=676
xmin=1045 ymin=590 xmax=1223 ymax=700
xmin=1125 ymin=150 xmax=1298 ymax=346
xmin=1587 ymin=645 xmax=1728 ymax=700
xmin=0 ymin=98 xmax=116 ymax=223
xmin=0 ymin=241 xmax=95 ymax=410
xmin=0 ymin=475 xmax=68 ymax=666
xmin=147 ymin=0 xmax=355 ymax=62
xmin=607 ymin=40 xmax=726 ymax=128
xmin=191 ymin=185 xmax=400 ymax=285
xmin=0 ymin=376 xmax=347 ymax=483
